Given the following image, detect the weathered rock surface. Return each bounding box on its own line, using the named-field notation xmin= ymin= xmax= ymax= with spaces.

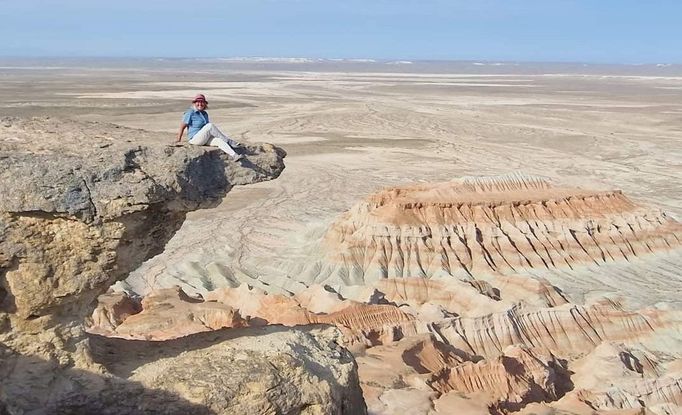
xmin=88 ymin=171 xmax=682 ymax=414
xmin=319 ymin=173 xmax=682 ymax=287
xmin=91 ymin=286 xmax=247 ymax=339
xmin=91 ymin=284 xmax=415 ymax=347
xmin=347 ymin=177 xmax=682 ymax=415
xmin=94 ymin=326 xmax=366 ymax=415
xmin=564 ymin=342 xmax=682 ymax=413
xmin=428 ymin=344 xmax=571 ymax=412
xmin=431 ymin=301 xmax=677 ymax=359
xmin=0 ymin=325 xmax=365 ymax=415
xmin=91 ymin=279 xmax=682 ymax=414
xmin=0 ymin=116 xmax=285 ymax=325
xmin=0 ymin=117 xmax=367 ymax=414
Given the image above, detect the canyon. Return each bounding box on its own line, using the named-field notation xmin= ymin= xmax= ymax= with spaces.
xmin=97 ymin=174 xmax=682 ymax=414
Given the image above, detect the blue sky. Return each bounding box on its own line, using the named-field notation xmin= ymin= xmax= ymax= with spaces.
xmin=2 ymin=0 xmax=681 ymax=63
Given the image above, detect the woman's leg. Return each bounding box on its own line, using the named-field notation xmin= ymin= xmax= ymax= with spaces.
xmin=189 ymin=123 xmax=240 ymax=158
xmin=206 ymin=123 xmax=239 ymax=147
xmin=208 ymin=137 xmax=238 ymax=157
xmin=188 ymin=124 xmax=212 ymax=145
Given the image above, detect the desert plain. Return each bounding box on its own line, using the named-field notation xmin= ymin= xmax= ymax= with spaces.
xmin=1 ymin=59 xmax=681 ymax=414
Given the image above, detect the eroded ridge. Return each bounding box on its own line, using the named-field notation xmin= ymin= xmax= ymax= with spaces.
xmin=89 ymin=173 xmax=682 ymax=415
xmin=92 ymin=275 xmax=682 ymax=413
xmin=319 ymin=173 xmax=682 ymax=287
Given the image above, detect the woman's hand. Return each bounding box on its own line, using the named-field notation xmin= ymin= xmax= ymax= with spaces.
xmin=176 ymin=123 xmax=188 ymax=144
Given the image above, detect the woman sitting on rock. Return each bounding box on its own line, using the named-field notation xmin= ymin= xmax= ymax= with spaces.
xmin=175 ymin=94 xmax=243 ymax=161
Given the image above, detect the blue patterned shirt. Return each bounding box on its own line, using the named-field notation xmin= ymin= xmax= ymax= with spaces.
xmin=182 ymin=108 xmax=209 ymax=139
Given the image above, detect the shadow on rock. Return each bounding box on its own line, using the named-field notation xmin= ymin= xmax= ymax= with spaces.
xmin=88 ymin=323 xmax=298 ymax=377
xmin=0 ymin=346 xmax=215 ymax=415
xmin=87 ymin=324 xmax=367 ymax=415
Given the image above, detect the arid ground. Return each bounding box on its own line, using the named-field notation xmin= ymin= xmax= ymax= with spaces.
xmin=2 ymin=59 xmax=681 ymax=414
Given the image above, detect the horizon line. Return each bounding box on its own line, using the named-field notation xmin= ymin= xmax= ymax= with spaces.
xmin=0 ymin=55 xmax=681 ymax=67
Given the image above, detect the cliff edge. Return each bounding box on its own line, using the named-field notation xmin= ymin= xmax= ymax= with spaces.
xmin=0 ymin=117 xmax=366 ymax=414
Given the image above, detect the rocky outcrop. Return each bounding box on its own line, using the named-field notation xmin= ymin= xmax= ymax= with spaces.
xmin=89 ymin=280 xmax=681 ymax=414
xmin=431 ymin=301 xmax=675 ymax=359
xmin=0 ymin=116 xmax=285 ymax=326
xmin=317 ymin=173 xmax=682 ymax=290
xmin=0 ymin=325 xmax=365 ymax=415
xmin=85 ymin=171 xmax=682 ymax=414
xmin=428 ymin=345 xmax=571 ymax=412
xmin=565 ymin=343 xmax=682 ymax=413
xmin=90 ymin=284 xmax=416 ymax=348
xmin=0 ymin=117 xmax=366 ymax=414
xmin=291 ymin=174 xmax=682 ymax=414
xmin=92 ymin=286 xmax=247 ymax=339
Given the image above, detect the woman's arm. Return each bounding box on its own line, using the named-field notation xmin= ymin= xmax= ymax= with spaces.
xmin=176 ymin=123 xmax=188 ymax=143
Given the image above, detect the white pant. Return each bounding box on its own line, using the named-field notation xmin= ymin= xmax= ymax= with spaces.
xmin=188 ymin=123 xmax=238 ymax=157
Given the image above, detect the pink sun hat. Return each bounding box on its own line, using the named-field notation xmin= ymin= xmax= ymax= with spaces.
xmin=192 ymin=94 xmax=207 ymax=103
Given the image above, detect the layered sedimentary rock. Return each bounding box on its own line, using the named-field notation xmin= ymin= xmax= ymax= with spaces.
xmin=92 ymin=286 xmax=246 ymax=339
xmin=431 ymin=301 xmax=675 ymax=359
xmin=91 ymin=278 xmax=681 ymax=413
xmin=565 ymin=343 xmax=682 ymax=413
xmin=428 ymin=345 xmax=571 ymax=412
xmin=336 ymin=176 xmax=682 ymax=414
xmin=0 ymin=117 xmax=366 ymax=414
xmin=93 ymin=274 xmax=681 ymax=413
xmin=355 ymin=336 xmax=570 ymax=415
xmin=91 ymin=284 xmax=416 ymax=348
xmin=317 ymin=173 xmax=682 ymax=290
xmin=88 ymin=172 xmax=682 ymax=414
xmin=327 ymin=176 xmax=682 ymax=413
